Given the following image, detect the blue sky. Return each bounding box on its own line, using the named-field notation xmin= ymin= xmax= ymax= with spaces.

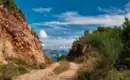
xmin=15 ymin=0 xmax=130 ymax=50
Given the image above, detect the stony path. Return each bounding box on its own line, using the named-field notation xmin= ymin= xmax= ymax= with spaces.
xmin=13 ymin=62 xmax=80 ymax=80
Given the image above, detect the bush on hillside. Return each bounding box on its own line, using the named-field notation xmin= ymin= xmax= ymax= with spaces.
xmin=44 ymin=56 xmax=53 ymax=64
xmin=0 ymin=0 xmax=26 ymax=21
xmin=0 ymin=58 xmax=31 ymax=80
xmin=68 ymin=18 xmax=130 ymax=80
xmin=31 ymin=29 xmax=39 ymax=39
xmin=0 ymin=58 xmax=46 ymax=80
xmin=57 ymin=55 xmax=66 ymax=61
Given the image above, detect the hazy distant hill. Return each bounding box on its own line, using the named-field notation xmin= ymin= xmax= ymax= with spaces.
xmin=44 ymin=49 xmax=68 ymax=61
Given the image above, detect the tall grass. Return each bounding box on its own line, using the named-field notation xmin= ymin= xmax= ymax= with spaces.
xmin=0 ymin=58 xmax=45 ymax=80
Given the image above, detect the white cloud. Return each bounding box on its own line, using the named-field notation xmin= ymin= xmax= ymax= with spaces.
xmin=31 ymin=22 xmax=71 ymax=30
xmin=42 ymin=44 xmax=46 ymax=47
xmin=125 ymin=1 xmax=130 ymax=12
xmin=39 ymin=1 xmax=130 ymax=27
xmin=58 ymin=11 xmax=79 ymax=18
xmin=32 ymin=1 xmax=130 ymax=27
xmin=40 ymin=37 xmax=76 ymax=50
xmin=43 ymin=12 xmax=126 ymax=26
xmin=32 ymin=8 xmax=129 ymax=27
xmin=98 ymin=7 xmax=125 ymax=14
xmin=39 ymin=30 xmax=48 ymax=38
xmin=32 ymin=1 xmax=130 ymax=50
xmin=44 ymin=21 xmax=69 ymax=26
xmin=32 ymin=7 xmax=52 ymax=13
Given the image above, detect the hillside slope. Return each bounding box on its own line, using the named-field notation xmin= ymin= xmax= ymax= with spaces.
xmin=0 ymin=0 xmax=45 ymax=64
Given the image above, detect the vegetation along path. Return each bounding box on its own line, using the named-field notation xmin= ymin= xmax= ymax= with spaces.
xmin=13 ymin=62 xmax=80 ymax=80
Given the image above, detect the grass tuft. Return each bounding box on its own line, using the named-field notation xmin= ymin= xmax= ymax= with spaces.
xmin=53 ymin=60 xmax=69 ymax=74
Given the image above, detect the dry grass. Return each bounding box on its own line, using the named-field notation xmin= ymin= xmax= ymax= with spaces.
xmin=53 ymin=60 xmax=70 ymax=74
xmin=0 ymin=58 xmax=46 ymax=80
xmin=44 ymin=56 xmax=53 ymax=65
xmin=0 ymin=58 xmax=30 ymax=80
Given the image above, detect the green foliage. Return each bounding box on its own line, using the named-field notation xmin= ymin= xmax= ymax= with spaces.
xmin=0 ymin=58 xmax=46 ymax=80
xmin=97 ymin=26 xmax=105 ymax=32
xmin=0 ymin=58 xmax=30 ymax=80
xmin=123 ymin=58 xmax=130 ymax=65
xmin=0 ymin=64 xmax=28 ymax=80
xmin=31 ymin=28 xmax=39 ymax=39
xmin=122 ymin=18 xmax=130 ymax=48
xmin=57 ymin=55 xmax=66 ymax=61
xmin=120 ymin=77 xmax=130 ymax=80
xmin=87 ymin=34 xmax=103 ymax=49
xmin=115 ymin=18 xmax=130 ymax=69
xmin=44 ymin=56 xmax=53 ymax=64
xmin=68 ymin=26 xmax=122 ymax=64
xmin=0 ymin=0 xmax=26 ymax=21
xmin=0 ymin=0 xmax=3 ymax=5
xmin=5 ymin=0 xmax=18 ymax=11
xmin=84 ymin=29 xmax=90 ymax=36
xmin=68 ymin=18 xmax=130 ymax=80
xmin=102 ymin=38 xmax=122 ymax=66
xmin=78 ymin=70 xmax=99 ymax=80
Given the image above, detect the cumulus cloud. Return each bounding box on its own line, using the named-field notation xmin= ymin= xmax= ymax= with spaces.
xmin=32 ymin=1 xmax=130 ymax=27
xmin=32 ymin=12 xmax=125 ymax=27
xmin=33 ymin=1 xmax=130 ymax=27
xmin=43 ymin=12 xmax=126 ymax=26
xmin=39 ymin=29 xmax=48 ymax=38
xmin=32 ymin=10 xmax=129 ymax=27
xmin=32 ymin=7 xmax=52 ymax=13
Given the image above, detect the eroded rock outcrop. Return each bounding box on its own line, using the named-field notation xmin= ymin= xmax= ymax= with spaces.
xmin=0 ymin=4 xmax=45 ymax=64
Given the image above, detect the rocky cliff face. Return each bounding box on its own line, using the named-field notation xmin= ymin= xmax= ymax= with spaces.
xmin=0 ymin=5 xmax=45 ymax=64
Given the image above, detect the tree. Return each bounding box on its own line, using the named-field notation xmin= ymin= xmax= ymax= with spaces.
xmin=84 ymin=30 xmax=90 ymax=36
xmin=122 ymin=18 xmax=130 ymax=51
xmin=97 ymin=26 xmax=105 ymax=32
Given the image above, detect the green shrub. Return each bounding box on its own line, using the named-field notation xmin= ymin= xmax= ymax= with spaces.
xmin=68 ymin=26 xmax=124 ymax=80
xmin=0 ymin=63 xmax=29 ymax=80
xmin=0 ymin=58 xmax=46 ymax=80
xmin=0 ymin=1 xmax=3 ymax=5
xmin=31 ymin=29 xmax=39 ymax=39
xmin=123 ymin=58 xmax=130 ymax=65
xmin=0 ymin=0 xmax=26 ymax=21
xmin=0 ymin=58 xmax=31 ymax=80
xmin=44 ymin=56 xmax=53 ymax=64
xmin=68 ymin=18 xmax=130 ymax=80
xmin=57 ymin=55 xmax=66 ymax=61
xmin=77 ymin=68 xmax=104 ymax=80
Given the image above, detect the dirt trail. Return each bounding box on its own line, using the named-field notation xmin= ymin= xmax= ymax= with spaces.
xmin=58 ymin=62 xmax=79 ymax=80
xmin=13 ymin=62 xmax=80 ymax=80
